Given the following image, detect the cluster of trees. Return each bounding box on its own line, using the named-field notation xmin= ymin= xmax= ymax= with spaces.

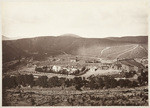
xmin=3 ymin=73 xmax=146 ymax=90
xmin=35 ymin=76 xmax=87 ymax=90
xmin=3 ymin=74 xmax=34 ymax=89
xmin=35 ymin=76 xmax=66 ymax=88
xmin=138 ymin=69 xmax=148 ymax=86
xmin=87 ymin=76 xmax=139 ymax=89
xmin=85 ymin=60 xmax=101 ymax=63
xmin=124 ymin=71 xmax=136 ymax=78
xmin=35 ymin=66 xmax=49 ymax=72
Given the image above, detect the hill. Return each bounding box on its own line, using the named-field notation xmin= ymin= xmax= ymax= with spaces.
xmin=59 ymin=34 xmax=82 ymax=38
xmin=106 ymin=36 xmax=148 ymax=44
xmin=2 ymin=36 xmax=10 ymax=40
xmin=2 ymin=35 xmax=148 ymax=63
xmin=101 ymin=44 xmax=148 ymax=59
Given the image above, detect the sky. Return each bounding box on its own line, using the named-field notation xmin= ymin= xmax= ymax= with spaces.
xmin=1 ymin=0 xmax=149 ymax=39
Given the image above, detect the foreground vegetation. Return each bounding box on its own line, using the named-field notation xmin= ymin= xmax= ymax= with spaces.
xmin=3 ymin=68 xmax=148 ymax=106
xmin=3 ymin=86 xmax=148 ymax=106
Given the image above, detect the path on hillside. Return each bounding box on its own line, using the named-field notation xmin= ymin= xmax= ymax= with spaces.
xmin=100 ymin=47 xmax=110 ymax=56
xmin=139 ymin=45 xmax=148 ymax=53
xmin=104 ymin=44 xmax=136 ymax=58
xmin=116 ymin=44 xmax=139 ymax=59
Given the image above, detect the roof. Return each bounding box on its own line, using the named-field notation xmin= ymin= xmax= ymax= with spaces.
xmin=119 ymin=59 xmax=144 ymax=68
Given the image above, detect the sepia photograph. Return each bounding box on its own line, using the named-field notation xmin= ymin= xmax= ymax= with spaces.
xmin=1 ymin=0 xmax=149 ymax=106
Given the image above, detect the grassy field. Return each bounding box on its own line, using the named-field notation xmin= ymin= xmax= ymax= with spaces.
xmin=4 ymin=65 xmax=122 ymax=79
xmin=4 ymin=86 xmax=148 ymax=106
xmin=81 ymin=69 xmax=121 ymax=78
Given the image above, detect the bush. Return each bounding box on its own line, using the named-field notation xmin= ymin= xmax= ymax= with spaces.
xmin=3 ymin=75 xmax=17 ymax=89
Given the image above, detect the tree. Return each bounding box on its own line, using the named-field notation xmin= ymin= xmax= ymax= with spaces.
xmin=82 ymin=77 xmax=89 ymax=87
xmin=141 ymin=70 xmax=148 ymax=85
xmin=31 ymin=98 xmax=35 ymax=105
xmin=24 ymin=74 xmax=34 ymax=87
xmin=131 ymin=81 xmax=138 ymax=87
xmin=118 ymin=79 xmax=125 ymax=88
xmin=73 ymin=77 xmax=84 ymax=90
xmin=103 ymin=76 xmax=111 ymax=89
xmin=48 ymin=76 xmax=60 ymax=87
xmin=118 ymin=79 xmax=132 ymax=88
xmin=59 ymin=77 xmax=66 ymax=87
xmin=88 ymin=78 xmax=97 ymax=89
xmin=15 ymin=74 xmax=34 ymax=87
xmin=81 ymin=67 xmax=86 ymax=72
xmin=124 ymin=79 xmax=132 ymax=88
xmin=137 ymin=76 xmax=143 ymax=85
xmin=137 ymin=68 xmax=148 ymax=86
xmin=35 ymin=76 xmax=48 ymax=87
xmin=3 ymin=75 xmax=17 ymax=88
xmin=75 ymin=84 xmax=82 ymax=91
xmin=15 ymin=74 xmax=24 ymax=86
xmin=65 ymin=79 xmax=72 ymax=87
xmin=109 ymin=77 xmax=118 ymax=88
xmin=11 ymin=76 xmax=18 ymax=88
xmin=35 ymin=67 xmax=43 ymax=72
xmin=74 ymin=69 xmax=80 ymax=75
xmin=2 ymin=88 xmax=9 ymax=106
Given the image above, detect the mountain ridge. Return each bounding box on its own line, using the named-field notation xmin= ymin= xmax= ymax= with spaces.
xmin=2 ymin=35 xmax=148 ymax=63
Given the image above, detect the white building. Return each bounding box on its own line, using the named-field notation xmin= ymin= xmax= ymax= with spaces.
xmin=90 ymin=66 xmax=98 ymax=72
xmin=63 ymin=67 xmax=70 ymax=72
xmin=52 ymin=65 xmax=61 ymax=72
xmin=70 ymin=68 xmax=78 ymax=73
xmin=70 ymin=59 xmax=76 ymax=62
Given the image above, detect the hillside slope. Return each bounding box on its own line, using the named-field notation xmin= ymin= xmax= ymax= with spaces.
xmin=101 ymin=44 xmax=148 ymax=59
xmin=2 ymin=35 xmax=148 ymax=63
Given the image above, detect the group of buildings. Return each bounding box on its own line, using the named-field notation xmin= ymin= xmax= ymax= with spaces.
xmin=34 ymin=57 xmax=147 ymax=76
xmin=86 ymin=58 xmax=146 ymax=72
xmin=35 ymin=65 xmax=80 ymax=74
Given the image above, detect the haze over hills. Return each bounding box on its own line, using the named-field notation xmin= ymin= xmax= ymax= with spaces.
xmin=2 ymin=34 xmax=148 ymax=63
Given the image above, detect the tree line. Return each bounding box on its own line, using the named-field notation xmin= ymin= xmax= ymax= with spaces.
xmin=3 ymin=70 xmax=148 ymax=90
